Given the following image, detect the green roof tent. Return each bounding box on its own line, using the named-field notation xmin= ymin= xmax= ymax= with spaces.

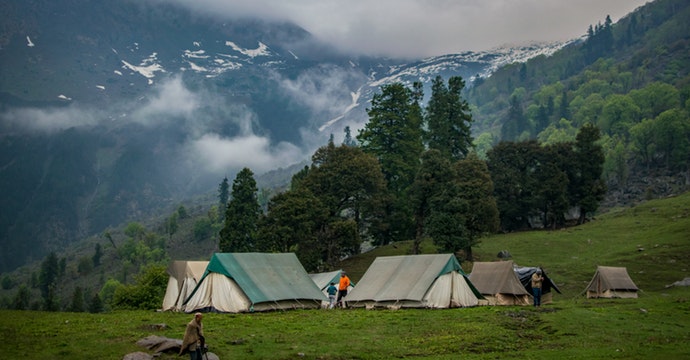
xmin=585 ymin=266 xmax=639 ymax=299
xmin=162 ymin=260 xmax=208 ymax=312
xmin=469 ymin=261 xmax=531 ymax=306
xmin=308 ymin=269 xmax=355 ymax=308
xmin=183 ymin=253 xmax=327 ymax=313
xmin=345 ymin=254 xmax=483 ymax=309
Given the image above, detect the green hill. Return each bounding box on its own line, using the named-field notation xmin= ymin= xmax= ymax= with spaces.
xmin=341 ymin=191 xmax=690 ymax=296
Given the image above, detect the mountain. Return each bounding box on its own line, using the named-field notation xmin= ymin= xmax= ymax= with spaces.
xmin=464 ymin=0 xmax=690 ymax=208
xmin=0 ymin=0 xmax=566 ymax=272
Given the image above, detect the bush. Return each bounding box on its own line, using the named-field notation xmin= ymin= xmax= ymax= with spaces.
xmin=111 ymin=264 xmax=167 ymax=310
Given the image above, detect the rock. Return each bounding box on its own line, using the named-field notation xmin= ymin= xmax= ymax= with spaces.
xmin=497 ymin=250 xmax=511 ymax=259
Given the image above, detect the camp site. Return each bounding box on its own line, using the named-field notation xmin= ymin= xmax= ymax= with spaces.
xmin=1 ymin=193 xmax=688 ymax=359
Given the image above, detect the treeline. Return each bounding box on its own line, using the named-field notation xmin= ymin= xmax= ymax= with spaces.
xmin=215 ymin=76 xmax=606 ymax=272
xmin=468 ymin=0 xmax=690 ymax=186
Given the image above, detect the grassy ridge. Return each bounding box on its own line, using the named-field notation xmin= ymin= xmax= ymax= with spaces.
xmin=2 ymin=192 xmax=689 ymax=359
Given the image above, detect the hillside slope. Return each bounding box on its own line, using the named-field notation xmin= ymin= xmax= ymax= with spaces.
xmin=340 ymin=191 xmax=690 ymax=296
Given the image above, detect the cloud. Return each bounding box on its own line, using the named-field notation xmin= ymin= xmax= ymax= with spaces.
xmin=0 ymin=104 xmax=101 ymax=134
xmin=187 ymin=132 xmax=305 ymax=174
xmin=152 ymin=0 xmax=649 ymax=58
xmin=274 ymin=65 xmax=367 ymax=123
xmin=131 ymin=76 xmax=200 ymax=126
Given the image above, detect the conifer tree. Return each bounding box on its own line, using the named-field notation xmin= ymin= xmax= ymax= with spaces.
xmin=358 ymin=82 xmax=424 ymax=244
xmin=425 ymin=76 xmax=474 ymax=161
xmin=410 ymin=150 xmax=458 ymax=254
xmin=69 ymin=286 xmax=85 ymax=312
xmin=343 ymin=126 xmax=357 ymax=147
xmin=39 ymin=252 xmax=59 ymax=311
xmin=217 ymin=176 xmax=230 ymax=220
xmin=572 ymin=123 xmax=606 ymax=224
xmin=454 ymin=153 xmax=499 ymax=260
xmin=219 ymin=168 xmax=261 ymax=252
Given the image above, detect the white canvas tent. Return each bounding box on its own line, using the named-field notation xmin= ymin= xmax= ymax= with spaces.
xmin=585 ymin=266 xmax=639 ymax=298
xmin=345 ymin=254 xmax=483 ymax=309
xmin=308 ymin=269 xmax=354 ymax=308
xmin=469 ymin=261 xmax=531 ymax=306
xmin=162 ymin=260 xmax=208 ymax=311
xmin=183 ymin=253 xmax=327 ymax=313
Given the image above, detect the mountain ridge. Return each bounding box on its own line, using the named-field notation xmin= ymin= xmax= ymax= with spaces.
xmin=0 ymin=0 xmax=601 ymax=272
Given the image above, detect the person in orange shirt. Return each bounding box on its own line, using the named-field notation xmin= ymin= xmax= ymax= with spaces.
xmin=337 ymin=272 xmax=351 ymax=308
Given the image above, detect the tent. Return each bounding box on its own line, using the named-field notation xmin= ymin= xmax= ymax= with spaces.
xmin=308 ymin=269 xmax=354 ymax=308
xmin=345 ymin=254 xmax=483 ymax=309
xmin=585 ymin=266 xmax=639 ymax=298
xmin=183 ymin=253 xmax=327 ymax=313
xmin=162 ymin=260 xmax=208 ymax=312
xmin=514 ymin=265 xmax=562 ymax=304
xmin=469 ymin=261 xmax=531 ymax=305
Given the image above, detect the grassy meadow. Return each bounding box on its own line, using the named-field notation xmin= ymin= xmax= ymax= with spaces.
xmin=2 ymin=192 xmax=689 ymax=359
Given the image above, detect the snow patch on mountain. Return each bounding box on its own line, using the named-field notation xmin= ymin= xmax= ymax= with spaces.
xmin=121 ymin=52 xmax=165 ymax=83
xmin=225 ymin=41 xmax=271 ymax=58
xmin=370 ymin=40 xmax=570 ymax=88
xmin=319 ymin=87 xmax=362 ymax=132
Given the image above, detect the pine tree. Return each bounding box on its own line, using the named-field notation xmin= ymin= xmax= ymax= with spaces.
xmin=410 ymin=150 xmax=458 ymax=254
xmin=343 ymin=126 xmax=357 ymax=147
xmin=454 ymin=153 xmax=499 ymax=260
xmin=69 ymin=286 xmax=85 ymax=312
xmin=12 ymin=285 xmax=31 ymax=310
xmin=358 ymin=82 xmax=424 ymax=244
xmin=39 ymin=252 xmax=59 ymax=311
xmin=217 ymin=176 xmax=230 ymax=220
xmin=219 ymin=168 xmax=261 ymax=252
xmin=92 ymin=243 xmax=103 ymax=267
xmin=88 ymin=292 xmax=104 ymax=313
xmin=425 ymin=76 xmax=474 ymax=161
xmin=572 ymin=123 xmax=607 ymax=224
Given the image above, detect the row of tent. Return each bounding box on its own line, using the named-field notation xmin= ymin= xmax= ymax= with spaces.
xmin=162 ymin=253 xmax=639 ymax=313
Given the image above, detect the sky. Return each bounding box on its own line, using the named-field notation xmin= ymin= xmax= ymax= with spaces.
xmin=156 ymin=0 xmax=650 ymax=58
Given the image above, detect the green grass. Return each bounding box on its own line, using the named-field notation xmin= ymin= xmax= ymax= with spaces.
xmin=2 ymin=192 xmax=689 ymax=359
xmin=2 ymin=290 xmax=689 ymax=359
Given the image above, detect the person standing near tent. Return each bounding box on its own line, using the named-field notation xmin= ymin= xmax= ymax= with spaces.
xmin=180 ymin=312 xmax=205 ymax=359
xmin=337 ymin=272 xmax=351 ymax=308
xmin=531 ymin=269 xmax=544 ymax=307
xmin=327 ymin=282 xmax=338 ymax=309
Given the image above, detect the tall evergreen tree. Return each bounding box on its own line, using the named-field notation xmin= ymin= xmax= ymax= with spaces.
xmin=219 ymin=168 xmax=261 ymax=252
xmin=217 ymin=176 xmax=230 ymax=220
xmin=410 ymin=150 xmax=458 ymax=255
xmin=39 ymin=252 xmax=59 ymax=311
xmin=343 ymin=126 xmax=357 ymax=147
xmin=68 ymin=286 xmax=86 ymax=312
xmin=358 ymin=82 xmax=424 ymax=244
xmin=92 ymin=243 xmax=103 ymax=267
xmin=425 ymin=76 xmax=474 ymax=161
xmin=454 ymin=153 xmax=500 ymax=260
xmin=501 ymin=95 xmax=528 ymax=141
xmin=12 ymin=285 xmax=31 ymax=310
xmin=559 ymin=90 xmax=570 ymax=121
xmin=572 ymin=123 xmax=607 ymax=223
xmin=486 ymin=141 xmax=542 ymax=231
xmin=535 ymin=143 xmax=571 ymax=229
xmin=88 ymin=292 xmax=104 ymax=313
